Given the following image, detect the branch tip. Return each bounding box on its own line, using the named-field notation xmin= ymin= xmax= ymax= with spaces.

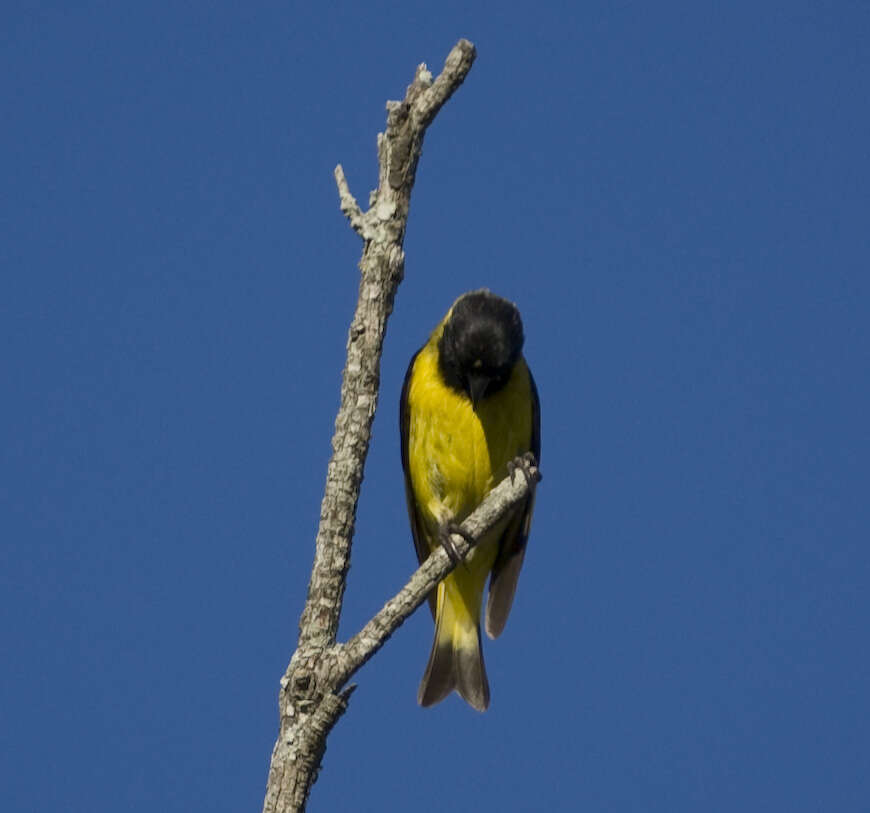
xmin=333 ymin=164 xmax=366 ymax=236
xmin=414 ymin=39 xmax=477 ymax=125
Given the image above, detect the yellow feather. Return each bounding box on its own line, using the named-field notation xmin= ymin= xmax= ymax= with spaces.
xmin=406 ymin=320 xmax=533 ymax=649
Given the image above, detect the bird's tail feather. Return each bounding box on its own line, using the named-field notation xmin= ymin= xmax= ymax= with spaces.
xmin=418 ymin=584 xmax=490 ymax=711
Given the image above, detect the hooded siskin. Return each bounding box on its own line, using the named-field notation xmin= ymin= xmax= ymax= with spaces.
xmin=399 ymin=289 xmax=540 ymax=711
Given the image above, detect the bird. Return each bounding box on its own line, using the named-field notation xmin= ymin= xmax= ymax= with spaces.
xmin=399 ymin=289 xmax=540 ymax=711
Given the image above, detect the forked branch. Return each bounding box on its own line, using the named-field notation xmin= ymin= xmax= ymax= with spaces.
xmin=262 ymin=40 xmax=481 ymax=813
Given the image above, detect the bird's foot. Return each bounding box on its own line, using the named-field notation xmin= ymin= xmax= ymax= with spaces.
xmin=508 ymin=452 xmax=541 ymax=486
xmin=439 ymin=522 xmax=475 ymax=566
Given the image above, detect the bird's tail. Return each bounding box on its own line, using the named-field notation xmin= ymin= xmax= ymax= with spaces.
xmin=418 ymin=580 xmax=490 ymax=711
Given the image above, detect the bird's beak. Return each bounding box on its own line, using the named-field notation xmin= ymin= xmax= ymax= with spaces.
xmin=468 ymin=373 xmax=490 ymax=409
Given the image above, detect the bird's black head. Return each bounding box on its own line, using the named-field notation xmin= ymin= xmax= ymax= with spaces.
xmin=437 ymin=289 xmax=525 ymax=407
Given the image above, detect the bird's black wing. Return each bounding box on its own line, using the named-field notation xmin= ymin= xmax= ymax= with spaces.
xmin=399 ymin=347 xmax=437 ymax=618
xmin=485 ymin=361 xmax=541 ymax=639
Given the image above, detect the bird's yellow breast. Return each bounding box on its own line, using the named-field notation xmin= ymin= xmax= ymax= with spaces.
xmin=406 ymin=337 xmax=534 ymax=538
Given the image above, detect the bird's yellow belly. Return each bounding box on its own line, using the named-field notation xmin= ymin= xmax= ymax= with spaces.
xmin=407 ymin=346 xmax=532 ymax=540
xmin=408 ymin=359 xmax=528 ymax=527
xmin=405 ymin=345 xmax=533 ymax=626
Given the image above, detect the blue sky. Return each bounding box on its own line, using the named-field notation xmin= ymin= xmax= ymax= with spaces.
xmin=3 ymin=2 xmax=869 ymax=811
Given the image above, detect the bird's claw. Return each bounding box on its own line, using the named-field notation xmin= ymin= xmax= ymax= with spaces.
xmin=439 ymin=522 xmax=475 ymax=566
xmin=508 ymin=452 xmax=540 ymax=486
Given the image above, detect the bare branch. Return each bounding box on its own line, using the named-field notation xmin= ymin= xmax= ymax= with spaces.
xmin=333 ymin=164 xmax=365 ymax=236
xmin=298 ymin=38 xmax=477 ymax=653
xmin=262 ymin=40 xmax=477 ymax=813
xmin=413 ymin=38 xmax=477 ymax=126
xmin=262 ymin=686 xmax=354 ymax=813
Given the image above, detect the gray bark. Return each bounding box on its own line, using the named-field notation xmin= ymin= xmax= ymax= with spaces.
xmin=261 ymin=39 xmax=537 ymax=812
